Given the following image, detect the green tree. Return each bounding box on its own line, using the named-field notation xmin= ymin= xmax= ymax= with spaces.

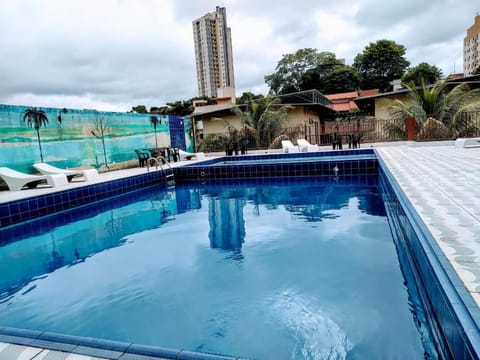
xmin=150 ymin=106 xmax=169 ymax=115
xmin=402 ymin=62 xmax=442 ymax=85
xmin=353 ymin=39 xmax=410 ymax=92
xmin=164 ymin=100 xmax=193 ymax=116
xmin=473 ymin=65 xmax=480 ymax=75
xmin=149 ymin=116 xmax=161 ymax=148
xmin=265 ymin=49 xmax=344 ymax=95
xmin=23 ymin=107 xmax=49 ymax=162
xmin=236 ymin=92 xmax=264 ymax=105
xmin=233 ymin=95 xmax=292 ymax=148
xmin=132 ymin=105 xmax=148 ymax=114
xmin=385 ymin=79 xmax=480 ymax=139
xmin=317 ymin=65 xmax=362 ymax=94
xmin=149 ymin=97 xmax=216 ymax=116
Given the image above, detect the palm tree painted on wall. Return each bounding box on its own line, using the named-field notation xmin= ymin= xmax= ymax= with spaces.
xmin=23 ymin=107 xmax=49 ymax=162
xmin=150 ymin=116 xmax=161 ymax=148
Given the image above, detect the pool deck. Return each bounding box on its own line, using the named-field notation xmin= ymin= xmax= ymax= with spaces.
xmin=1 ymin=142 xmax=480 ymax=359
xmin=375 ymin=144 xmax=480 ymax=307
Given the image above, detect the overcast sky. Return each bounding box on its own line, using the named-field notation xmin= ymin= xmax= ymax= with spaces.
xmin=0 ymin=0 xmax=478 ymax=112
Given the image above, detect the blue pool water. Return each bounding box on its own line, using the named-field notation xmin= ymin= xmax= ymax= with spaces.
xmin=0 ymin=177 xmax=429 ymax=359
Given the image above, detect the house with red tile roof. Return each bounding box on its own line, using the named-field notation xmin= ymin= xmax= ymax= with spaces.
xmin=325 ymin=90 xmax=379 ymax=112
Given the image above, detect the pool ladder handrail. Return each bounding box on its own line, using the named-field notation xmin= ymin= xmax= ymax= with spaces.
xmin=146 ymin=156 xmax=175 ymax=187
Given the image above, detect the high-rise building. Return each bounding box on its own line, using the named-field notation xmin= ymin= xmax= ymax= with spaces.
xmin=464 ymin=14 xmax=480 ymax=76
xmin=192 ymin=6 xmax=235 ymax=100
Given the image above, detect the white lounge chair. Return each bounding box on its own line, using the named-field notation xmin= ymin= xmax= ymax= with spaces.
xmin=33 ymin=163 xmax=98 ymax=182
xmin=281 ymin=140 xmax=299 ymax=153
xmin=179 ymin=149 xmax=205 ymax=161
xmin=0 ymin=167 xmax=68 ymax=191
xmin=297 ymin=139 xmax=319 ymax=152
xmin=455 ymin=137 xmax=480 ymax=148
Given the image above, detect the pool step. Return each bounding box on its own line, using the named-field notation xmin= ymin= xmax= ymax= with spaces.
xmin=166 ymin=173 xmax=175 ymax=187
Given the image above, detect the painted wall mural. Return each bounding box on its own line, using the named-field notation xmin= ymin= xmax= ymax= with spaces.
xmin=0 ymin=104 xmax=193 ymax=173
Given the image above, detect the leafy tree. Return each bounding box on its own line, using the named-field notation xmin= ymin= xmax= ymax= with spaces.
xmin=265 ymin=49 xmax=362 ymax=95
xmin=23 ymin=108 xmax=49 ymax=162
xmin=132 ymin=105 xmax=148 ymax=114
xmin=149 ymin=116 xmax=161 ymax=148
xmin=150 ymin=96 xmax=217 ymax=116
xmin=150 ymin=106 xmax=169 ymax=115
xmin=233 ymin=95 xmax=292 ymax=148
xmin=316 ymin=65 xmax=362 ymax=94
xmin=384 ymin=79 xmax=480 ymax=139
xmin=164 ymin=101 xmax=193 ymax=116
xmin=265 ymin=49 xmax=343 ymax=95
xmin=236 ymin=92 xmax=264 ymax=105
xmin=353 ymin=39 xmax=410 ymax=92
xmin=402 ymin=62 xmax=442 ymax=86
xmin=473 ymin=65 xmax=480 ymax=75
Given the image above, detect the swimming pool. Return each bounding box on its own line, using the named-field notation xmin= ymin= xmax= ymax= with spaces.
xmin=0 ymin=176 xmax=431 ymax=359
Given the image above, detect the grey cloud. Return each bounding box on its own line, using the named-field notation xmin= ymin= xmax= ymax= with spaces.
xmin=0 ymin=0 xmax=477 ymax=111
xmin=353 ymin=0 xmax=434 ymax=28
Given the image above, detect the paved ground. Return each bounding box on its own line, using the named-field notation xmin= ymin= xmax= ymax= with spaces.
xmin=1 ymin=141 xmax=480 ymax=359
xmin=0 ymin=342 xmax=106 ymax=360
xmin=376 ymin=144 xmax=480 ymax=306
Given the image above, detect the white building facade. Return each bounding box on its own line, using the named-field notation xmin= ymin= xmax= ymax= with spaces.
xmin=464 ymin=14 xmax=480 ymax=76
xmin=192 ymin=6 xmax=235 ymax=99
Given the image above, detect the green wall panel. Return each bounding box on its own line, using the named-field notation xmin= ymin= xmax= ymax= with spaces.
xmin=0 ymin=104 xmax=193 ymax=173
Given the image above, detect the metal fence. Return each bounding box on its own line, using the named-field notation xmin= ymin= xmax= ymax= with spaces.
xmin=199 ymin=111 xmax=480 ymax=153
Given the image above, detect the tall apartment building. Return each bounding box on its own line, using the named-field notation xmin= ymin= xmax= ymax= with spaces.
xmin=192 ymin=6 xmax=235 ymax=100
xmin=464 ymin=14 xmax=480 ymax=76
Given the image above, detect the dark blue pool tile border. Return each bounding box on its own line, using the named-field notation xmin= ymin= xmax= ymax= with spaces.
xmin=377 ymin=150 xmax=480 ymax=359
xmin=0 ymin=326 xmax=247 ymax=360
xmin=0 ymin=183 xmax=169 ymax=245
xmin=174 ymin=149 xmax=378 ymax=181
xmin=183 ymin=148 xmax=374 ymax=167
xmin=0 ymin=169 xmax=173 ymax=228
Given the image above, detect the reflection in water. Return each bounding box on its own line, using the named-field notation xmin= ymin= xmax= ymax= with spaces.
xmin=47 ymin=234 xmax=65 ymax=272
xmin=0 ymin=177 xmax=384 ymax=301
xmin=176 ymin=188 xmax=202 ymax=214
xmin=208 ymin=197 xmax=246 ymax=259
xmin=0 ymin=188 xmax=179 ymax=301
xmin=0 ymin=179 xmax=384 ymax=299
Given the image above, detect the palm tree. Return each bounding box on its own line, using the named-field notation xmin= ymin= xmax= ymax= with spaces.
xmin=385 ymin=79 xmax=480 ymax=139
xmin=23 ymin=107 xmax=49 ymax=162
xmin=234 ymin=95 xmax=292 ymax=148
xmin=150 ymin=116 xmax=161 ymax=148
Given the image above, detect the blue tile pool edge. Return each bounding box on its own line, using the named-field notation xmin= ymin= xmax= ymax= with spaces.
xmin=0 ymin=168 xmax=174 ymax=228
xmin=376 ymin=150 xmax=480 ymax=359
xmin=174 ymin=149 xmax=378 ymax=181
xmin=0 ymin=326 xmax=246 ymax=360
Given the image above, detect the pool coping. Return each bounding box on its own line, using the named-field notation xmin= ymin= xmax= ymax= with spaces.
xmin=0 ymin=326 xmax=243 ymax=360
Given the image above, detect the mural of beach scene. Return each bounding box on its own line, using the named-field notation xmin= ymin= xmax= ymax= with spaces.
xmin=0 ymin=104 xmax=194 ymax=173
